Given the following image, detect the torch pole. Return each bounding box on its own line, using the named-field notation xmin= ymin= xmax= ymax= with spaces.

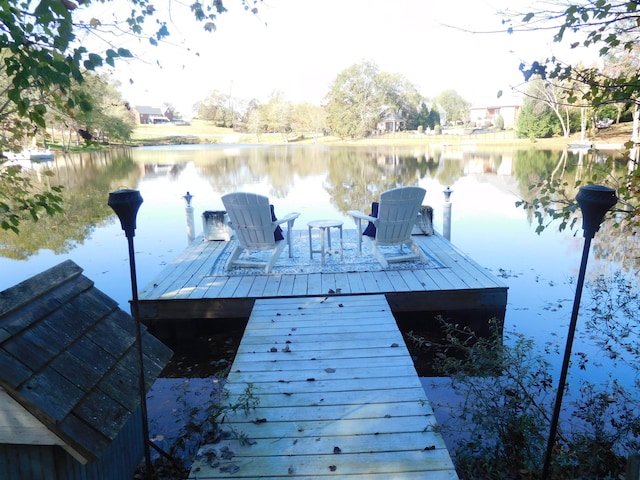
xmin=126 ymin=232 xmax=152 ymax=478
xmin=540 ymin=184 xmax=617 ymax=478
xmin=108 ymin=189 xmax=152 ymax=479
xmin=541 ymin=235 xmax=592 ymax=479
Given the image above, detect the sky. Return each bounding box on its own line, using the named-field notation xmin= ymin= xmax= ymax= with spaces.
xmin=83 ymin=0 xmax=593 ymax=116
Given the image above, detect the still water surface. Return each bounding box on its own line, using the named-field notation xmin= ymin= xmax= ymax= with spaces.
xmin=0 ymin=144 xmax=636 ymax=382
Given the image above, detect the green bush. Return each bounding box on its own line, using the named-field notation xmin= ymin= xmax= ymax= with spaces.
xmin=408 ymin=272 xmax=640 ymax=479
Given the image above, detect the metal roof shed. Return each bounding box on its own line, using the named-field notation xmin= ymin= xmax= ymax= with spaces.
xmin=0 ymin=260 xmax=173 ymax=480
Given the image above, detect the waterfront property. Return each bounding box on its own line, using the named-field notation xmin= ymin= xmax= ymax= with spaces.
xmin=188 ymin=294 xmax=459 ymax=479
xmin=137 ymin=227 xmax=505 ymax=476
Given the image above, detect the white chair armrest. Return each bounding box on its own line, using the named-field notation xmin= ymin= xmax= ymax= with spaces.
xmin=274 ymin=212 xmax=300 ymax=259
xmin=275 ymin=212 xmax=301 ymax=226
xmin=347 ymin=210 xmax=376 ymax=223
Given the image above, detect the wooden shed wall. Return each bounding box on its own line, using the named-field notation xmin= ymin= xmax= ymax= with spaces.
xmin=0 ymin=407 xmax=144 ymax=480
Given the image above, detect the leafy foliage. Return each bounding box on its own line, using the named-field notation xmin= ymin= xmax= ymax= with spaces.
xmin=325 ymin=61 xmax=384 ymax=139
xmin=435 ymin=89 xmax=471 ymax=125
xmin=0 ymin=163 xmax=63 ymax=233
xmin=409 ymin=273 xmax=640 ymax=479
xmin=515 ymin=2 xmax=640 ymax=108
xmin=0 ymin=0 xmax=262 ymax=233
xmin=516 ymin=97 xmax=559 ymax=140
xmin=416 ymin=102 xmax=441 ymax=131
xmin=515 ymin=148 xmax=640 ymax=235
xmin=506 ymin=2 xmax=640 ymax=232
xmin=325 ymin=60 xmax=425 ymax=139
xmin=139 ymin=379 xmax=260 ymax=479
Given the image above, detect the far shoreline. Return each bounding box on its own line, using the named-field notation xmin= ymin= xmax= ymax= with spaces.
xmin=126 ymin=120 xmax=634 ymax=151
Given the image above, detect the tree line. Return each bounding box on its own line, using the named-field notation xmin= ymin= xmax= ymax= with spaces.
xmin=194 ymin=60 xmax=471 ymax=140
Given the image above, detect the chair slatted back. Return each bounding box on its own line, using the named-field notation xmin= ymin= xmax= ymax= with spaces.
xmin=222 ymin=192 xmax=276 ymax=250
xmin=375 ymin=187 xmax=426 ymax=245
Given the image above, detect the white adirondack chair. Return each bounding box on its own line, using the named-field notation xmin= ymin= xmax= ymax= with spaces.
xmin=348 ymin=186 xmax=428 ymax=268
xmin=221 ymin=192 xmax=300 ymax=273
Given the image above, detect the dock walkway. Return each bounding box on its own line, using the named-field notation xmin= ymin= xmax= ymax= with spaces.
xmin=188 ymin=294 xmax=459 ymax=479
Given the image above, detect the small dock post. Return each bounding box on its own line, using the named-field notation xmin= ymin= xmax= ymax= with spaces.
xmin=183 ymin=191 xmax=195 ymax=244
xmin=443 ymin=186 xmax=453 ymax=241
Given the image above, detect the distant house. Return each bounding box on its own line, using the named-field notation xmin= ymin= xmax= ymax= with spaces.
xmin=376 ymin=110 xmax=406 ymax=133
xmin=470 ymin=96 xmax=523 ymax=128
xmin=134 ymin=106 xmax=170 ymax=124
xmin=0 ymin=260 xmax=172 ymax=480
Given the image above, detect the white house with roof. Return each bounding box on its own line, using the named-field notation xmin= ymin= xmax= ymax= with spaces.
xmin=133 ymin=106 xmax=170 ymax=124
xmin=470 ymin=96 xmax=523 ymax=128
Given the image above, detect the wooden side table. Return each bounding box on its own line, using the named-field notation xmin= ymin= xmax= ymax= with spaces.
xmin=307 ymin=219 xmax=344 ymax=264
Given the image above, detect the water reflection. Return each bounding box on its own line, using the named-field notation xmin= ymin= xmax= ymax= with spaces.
xmin=1 ymin=144 xmax=636 ymax=273
xmin=0 ymin=143 xmax=637 ymax=388
xmin=0 ymin=149 xmax=138 ymax=260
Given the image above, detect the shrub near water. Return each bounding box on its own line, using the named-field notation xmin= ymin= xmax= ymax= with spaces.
xmin=408 ymin=272 xmax=640 ymax=479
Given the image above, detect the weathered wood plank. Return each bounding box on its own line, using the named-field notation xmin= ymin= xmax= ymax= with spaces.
xmin=306 ymin=272 xmax=323 ymax=295
xmin=332 ymin=272 xmax=350 ymax=294
xmin=262 ymin=274 xmax=283 ymax=297
xmin=194 ymin=276 xmax=228 ymax=299
xmin=372 ymin=271 xmax=396 ymax=292
xmin=320 ymin=273 xmax=337 ymax=294
xmin=421 ymin=268 xmax=456 ymax=289
xmin=410 ymin=267 xmax=443 ymax=290
xmin=138 ymin=229 xmax=508 ymax=331
xmin=291 ymin=274 xmax=309 ymax=296
xmin=223 ymin=383 xmax=427 ymax=406
xmin=191 ymin=448 xmax=457 ymax=479
xmin=385 ymin=269 xmax=410 ymax=291
xmin=345 ymin=271 xmax=366 ymax=293
xmin=227 ymin=345 xmax=408 ymax=367
xmin=216 ymin=275 xmax=242 ymax=297
xmin=230 ymin=351 xmax=415 ymax=381
xmin=397 ymin=269 xmax=427 ymax=291
xmin=227 ymin=373 xmax=424 ymax=396
xmin=232 ymin=275 xmax=256 ymax=298
xmin=0 ymin=260 xmax=84 ymax=318
xmin=276 ymin=274 xmax=295 ymax=296
xmin=189 ymin=294 xmax=458 ymax=479
xmin=199 ymin=430 xmax=445 ymax=456
xmin=249 ymin=293 xmax=384 ymax=310
xmin=139 ymin=239 xmax=212 ymax=299
xmin=248 ymin=275 xmax=268 ymax=297
xmin=171 ymin=242 xmax=224 ymax=299
xmin=245 ymin=314 xmax=395 ymax=331
xmin=0 ymin=388 xmax=65 ymax=445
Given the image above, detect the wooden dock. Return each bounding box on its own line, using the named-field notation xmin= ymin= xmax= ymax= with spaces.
xmin=138 ymin=230 xmax=508 ymax=339
xmin=187 ymin=294 xmax=459 ymax=479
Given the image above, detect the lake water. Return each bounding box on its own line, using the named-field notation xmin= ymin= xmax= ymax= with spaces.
xmin=3 ymin=143 xmax=638 ymax=462
xmin=1 ymin=145 xmax=635 ymax=345
xmin=2 ymin=145 xmax=633 ymax=341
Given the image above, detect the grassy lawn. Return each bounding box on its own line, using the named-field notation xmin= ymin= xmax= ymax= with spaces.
xmin=130 ymin=120 xmax=635 ymax=148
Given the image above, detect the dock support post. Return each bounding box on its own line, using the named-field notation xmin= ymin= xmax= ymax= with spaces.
xmin=443 ymin=186 xmax=452 ymax=241
xmin=183 ymin=191 xmax=195 ymax=244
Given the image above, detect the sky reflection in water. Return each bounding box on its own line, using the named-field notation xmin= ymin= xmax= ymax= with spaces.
xmin=0 ymin=145 xmax=634 ymax=389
